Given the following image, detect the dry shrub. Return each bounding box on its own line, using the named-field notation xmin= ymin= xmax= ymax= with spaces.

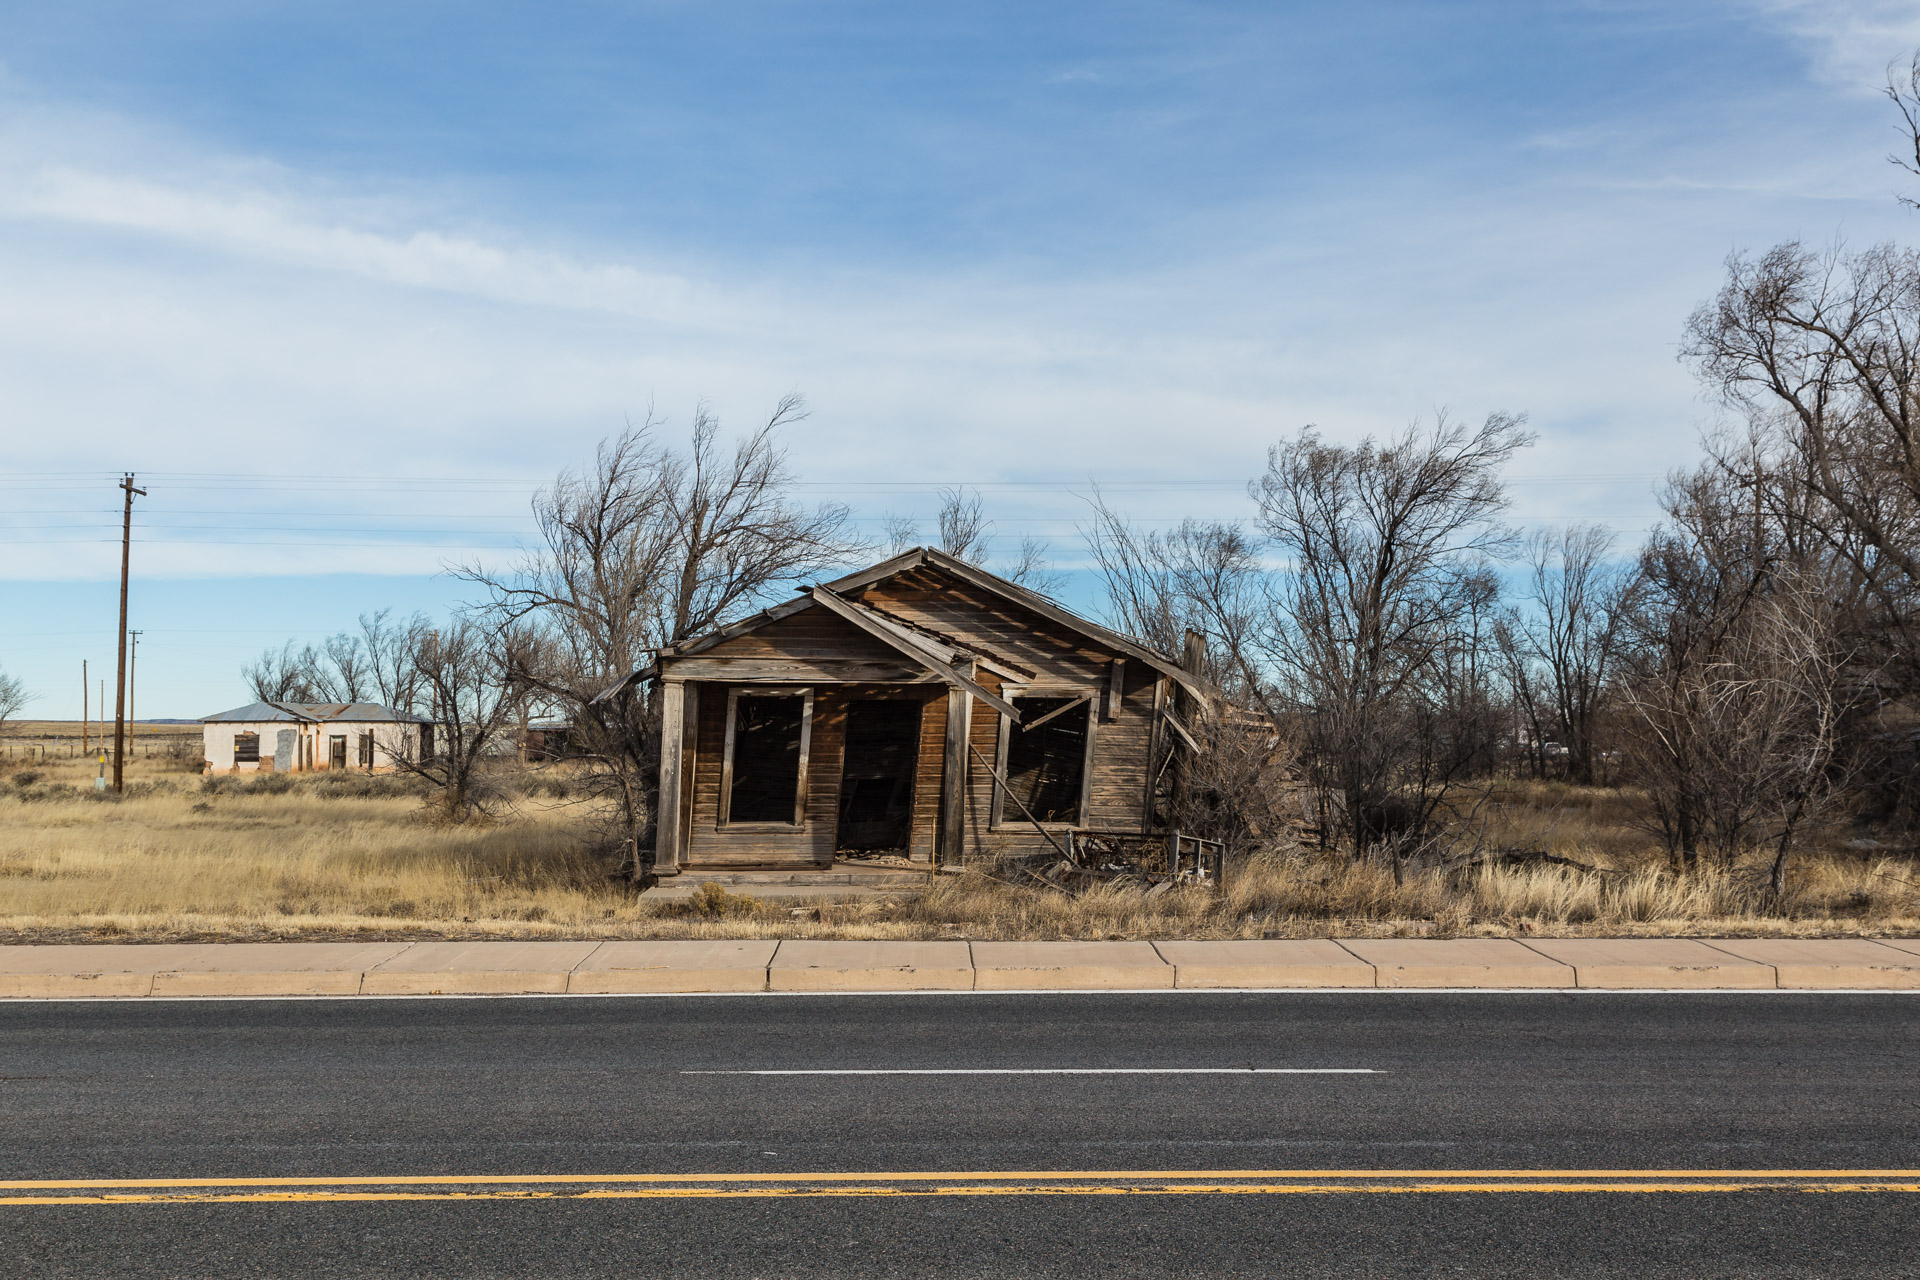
xmin=661 ymin=882 xmax=780 ymax=920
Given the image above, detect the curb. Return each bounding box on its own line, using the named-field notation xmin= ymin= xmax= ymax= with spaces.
xmin=0 ymin=937 xmax=1918 ymax=997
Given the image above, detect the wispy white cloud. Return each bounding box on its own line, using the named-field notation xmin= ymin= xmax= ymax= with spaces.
xmin=1752 ymin=0 xmax=1920 ymax=88
xmin=0 ymin=33 xmax=1904 ymax=601
xmin=4 ymin=4 xmax=1915 ymax=713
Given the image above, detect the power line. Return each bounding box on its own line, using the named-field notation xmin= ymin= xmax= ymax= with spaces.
xmin=0 ymin=470 xmax=1665 ymax=488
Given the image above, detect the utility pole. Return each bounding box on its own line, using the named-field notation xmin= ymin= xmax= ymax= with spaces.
xmin=81 ymin=659 xmax=89 ymax=754
xmin=129 ymin=631 xmax=143 ymax=759
xmin=113 ymin=473 xmax=145 ymax=793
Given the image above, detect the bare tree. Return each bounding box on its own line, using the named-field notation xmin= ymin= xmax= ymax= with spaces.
xmin=454 ymin=397 xmax=865 ymax=869
xmin=1081 ymin=494 xmax=1296 ymax=842
xmin=1252 ymin=411 xmax=1533 ymax=857
xmin=359 ymin=608 xmax=427 ymax=711
xmin=244 ymin=622 xmax=414 ymax=709
xmin=890 ymin=487 xmax=1062 ymax=590
xmin=0 ymin=667 xmax=31 ymax=736
xmin=1495 ymin=524 xmax=1636 ymax=784
xmin=315 ymin=632 xmax=370 ymax=702
xmin=1887 ymin=51 xmax=1920 ymax=212
xmin=466 ymin=396 xmax=860 ymax=665
xmin=1620 ymin=453 xmax=1881 ymax=878
xmin=934 ymin=486 xmax=991 ymax=562
xmin=1683 ymin=242 xmax=1920 ymax=671
xmin=242 ymin=641 xmax=319 ymax=704
xmin=387 ymin=615 xmax=536 ymax=820
xmin=1002 ymin=535 xmax=1065 ymax=595
xmin=1082 ymin=495 xmax=1271 ymax=711
xmin=882 ymin=513 xmax=919 ymax=556
xmin=1746 ymin=578 xmax=1869 ymax=895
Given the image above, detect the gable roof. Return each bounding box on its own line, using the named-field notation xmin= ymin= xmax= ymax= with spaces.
xmin=655 ymin=547 xmax=1205 ymax=698
xmin=807 ymin=585 xmax=1021 ymax=720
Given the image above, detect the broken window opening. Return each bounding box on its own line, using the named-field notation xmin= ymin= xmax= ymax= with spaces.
xmin=1001 ymin=695 xmax=1091 ymax=825
xmin=726 ymin=692 xmax=810 ymax=825
xmin=233 ymin=732 xmax=260 ymax=764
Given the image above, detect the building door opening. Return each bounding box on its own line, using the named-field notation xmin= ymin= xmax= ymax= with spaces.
xmin=329 ymin=734 xmax=347 ymax=769
xmin=836 ymin=699 xmax=920 ymax=854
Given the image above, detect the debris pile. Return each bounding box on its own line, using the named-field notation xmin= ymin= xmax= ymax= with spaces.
xmin=1015 ymin=830 xmax=1226 ymax=895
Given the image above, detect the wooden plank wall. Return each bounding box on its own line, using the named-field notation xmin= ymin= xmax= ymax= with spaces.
xmin=958 ymin=662 xmax=1158 ymax=861
xmin=674 ymin=564 xmax=1169 ymax=868
xmin=685 ymin=680 xmax=945 ymax=867
xmin=694 ymin=607 xmax=907 ymax=664
xmin=910 ymin=694 xmax=946 ymax=861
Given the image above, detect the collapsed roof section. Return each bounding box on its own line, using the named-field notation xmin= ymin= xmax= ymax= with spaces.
xmin=648 ymin=546 xmax=1207 ymax=704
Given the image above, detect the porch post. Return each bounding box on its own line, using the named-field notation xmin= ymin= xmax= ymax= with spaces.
xmin=938 ymin=684 xmax=972 ymax=868
xmin=654 ymin=679 xmax=687 ymax=876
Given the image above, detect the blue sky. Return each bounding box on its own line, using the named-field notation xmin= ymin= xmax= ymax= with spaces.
xmin=3 ymin=0 xmax=1919 ymax=716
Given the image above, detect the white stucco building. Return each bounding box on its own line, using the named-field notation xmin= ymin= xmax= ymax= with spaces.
xmin=201 ymin=702 xmax=431 ymax=774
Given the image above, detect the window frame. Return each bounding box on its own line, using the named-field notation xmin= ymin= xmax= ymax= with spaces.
xmin=233 ymin=731 xmax=260 ymax=765
xmin=989 ymin=687 xmax=1097 ymax=831
xmin=718 ymin=685 xmax=815 ymax=830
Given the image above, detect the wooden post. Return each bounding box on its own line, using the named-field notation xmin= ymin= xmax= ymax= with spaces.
xmin=1170 ymin=629 xmax=1206 ymax=818
xmin=937 ymin=684 xmax=972 ymax=868
xmin=654 ymin=679 xmax=687 ymax=875
xmin=678 ymin=683 xmax=698 ymax=857
xmin=1181 ymin=629 xmax=1206 ymax=685
xmin=111 ymin=473 xmax=145 ymax=793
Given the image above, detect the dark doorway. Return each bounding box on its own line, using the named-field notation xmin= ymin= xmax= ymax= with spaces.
xmin=836 ymin=699 xmax=921 ymax=854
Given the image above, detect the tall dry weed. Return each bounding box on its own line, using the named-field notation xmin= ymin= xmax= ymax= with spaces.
xmin=0 ymin=773 xmax=1915 ymax=941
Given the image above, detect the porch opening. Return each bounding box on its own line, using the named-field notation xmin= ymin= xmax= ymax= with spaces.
xmin=836 ymin=698 xmax=921 ymax=853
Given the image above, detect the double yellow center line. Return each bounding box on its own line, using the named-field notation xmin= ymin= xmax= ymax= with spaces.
xmin=1 ymin=1170 xmax=1916 ymax=1203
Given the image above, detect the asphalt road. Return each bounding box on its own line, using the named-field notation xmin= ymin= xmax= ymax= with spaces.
xmin=1 ymin=991 xmax=1917 ymax=1277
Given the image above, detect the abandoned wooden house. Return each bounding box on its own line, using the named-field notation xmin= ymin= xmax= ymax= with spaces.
xmin=643 ymin=547 xmax=1207 ymax=875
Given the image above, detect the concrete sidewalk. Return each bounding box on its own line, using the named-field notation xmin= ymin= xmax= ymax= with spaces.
xmin=2 ymin=937 xmax=1919 ymax=996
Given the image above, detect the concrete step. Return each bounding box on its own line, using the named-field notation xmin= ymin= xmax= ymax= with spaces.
xmin=645 ymin=864 xmax=935 ymax=900
xmin=666 ymin=867 xmax=932 ymax=887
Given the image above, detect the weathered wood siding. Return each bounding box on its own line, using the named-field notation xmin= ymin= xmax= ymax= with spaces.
xmin=855 ymin=567 xmax=1118 ymax=684
xmin=671 ymin=562 xmax=1165 ymax=868
xmin=692 ymin=607 xmax=906 ymax=664
xmin=958 ymin=661 xmax=1159 ymax=861
xmin=684 ymin=679 xmax=944 ymax=867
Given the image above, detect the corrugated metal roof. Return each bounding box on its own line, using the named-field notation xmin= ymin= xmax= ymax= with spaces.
xmin=200 ymin=701 xmax=427 ymax=724
xmin=201 ymin=701 xmax=310 ymax=723
xmin=310 ymin=703 xmax=429 ymax=723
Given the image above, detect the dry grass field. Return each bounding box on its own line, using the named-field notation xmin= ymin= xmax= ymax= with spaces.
xmin=1 ymin=719 xmax=199 ymax=770
xmin=0 ymin=722 xmax=1915 ymax=942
